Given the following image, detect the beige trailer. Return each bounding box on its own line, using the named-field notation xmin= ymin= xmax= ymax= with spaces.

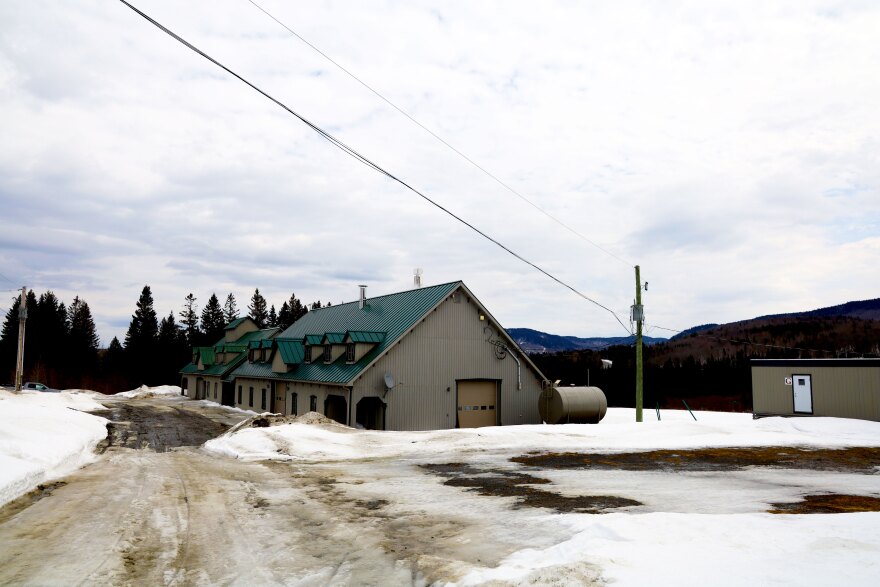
xmin=751 ymin=359 xmax=880 ymax=422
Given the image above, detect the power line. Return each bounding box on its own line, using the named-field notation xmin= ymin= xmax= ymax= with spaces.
xmin=648 ymin=323 xmax=837 ymax=356
xmin=117 ymin=0 xmax=633 ymax=335
xmin=244 ymin=0 xmax=632 ymax=268
xmin=0 ymin=271 xmax=16 ymax=285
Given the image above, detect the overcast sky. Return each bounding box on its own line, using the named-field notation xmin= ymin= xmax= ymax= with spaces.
xmin=1 ymin=0 xmax=878 ymax=346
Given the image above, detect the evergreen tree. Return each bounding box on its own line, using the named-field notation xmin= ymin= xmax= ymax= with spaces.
xmin=158 ymin=312 xmax=189 ymax=384
xmin=267 ymin=305 xmax=277 ymax=328
xmin=248 ymin=288 xmax=269 ymax=328
xmin=104 ymin=336 xmax=125 ymax=369
xmin=68 ymin=296 xmax=99 ymax=376
xmin=125 ymin=286 xmax=159 ymax=351
xmin=124 ymin=286 xmax=159 ymax=384
xmin=289 ymin=293 xmax=307 ymax=322
xmin=311 ymin=300 xmax=322 ymax=310
xmin=200 ymin=293 xmax=225 ymax=343
xmin=179 ymin=293 xmax=200 ymax=346
xmin=30 ymin=291 xmax=69 ymax=386
xmin=277 ymin=301 xmax=291 ymax=331
xmin=0 ymin=295 xmax=21 ymax=382
xmin=275 ymin=292 xmax=308 ymax=331
xmin=223 ymin=293 xmax=239 ymax=324
xmin=68 ymin=297 xmax=99 ymax=352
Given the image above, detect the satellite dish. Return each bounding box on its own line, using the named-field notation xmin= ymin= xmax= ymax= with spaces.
xmin=384 ymin=372 xmax=395 ymax=390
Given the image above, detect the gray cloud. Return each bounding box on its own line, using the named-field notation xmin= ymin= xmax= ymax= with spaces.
xmin=1 ymin=0 xmax=878 ymax=345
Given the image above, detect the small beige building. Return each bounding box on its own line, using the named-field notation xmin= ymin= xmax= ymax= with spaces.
xmin=231 ymin=281 xmax=548 ymax=430
xmin=751 ymin=359 xmax=880 ymax=421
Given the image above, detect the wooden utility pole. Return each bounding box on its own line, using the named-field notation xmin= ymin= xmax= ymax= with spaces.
xmin=634 ymin=266 xmax=644 ymax=422
xmin=14 ymin=286 xmax=27 ymax=392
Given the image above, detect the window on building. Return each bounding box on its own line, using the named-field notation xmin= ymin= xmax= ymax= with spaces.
xmin=346 ymin=343 xmax=355 ymax=363
xmin=323 ymin=345 xmax=332 ymax=363
xmin=291 ymin=393 xmax=297 ymax=416
xmin=261 ymin=389 xmax=267 ymax=410
xmin=237 ymin=385 xmax=242 ymax=405
xmin=213 ymin=382 xmax=218 ymax=399
xmin=249 ymin=387 xmax=254 ymax=407
xmin=310 ymin=395 xmax=317 ymax=412
xmin=303 ymin=347 xmax=310 ymax=364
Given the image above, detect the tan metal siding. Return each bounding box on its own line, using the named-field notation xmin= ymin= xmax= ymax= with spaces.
xmin=234 ymin=377 xmax=272 ymax=411
xmin=351 ymin=291 xmax=544 ymax=430
xmin=752 ymin=365 xmax=880 ymax=421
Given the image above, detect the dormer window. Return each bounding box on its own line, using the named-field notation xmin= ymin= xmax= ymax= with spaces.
xmin=303 ymin=346 xmax=311 ymax=364
xmin=323 ymin=345 xmax=332 ymax=363
xmin=346 ymin=343 xmax=355 ymax=363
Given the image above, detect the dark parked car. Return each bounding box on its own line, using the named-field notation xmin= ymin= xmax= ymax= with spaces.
xmin=23 ymin=382 xmax=59 ymax=392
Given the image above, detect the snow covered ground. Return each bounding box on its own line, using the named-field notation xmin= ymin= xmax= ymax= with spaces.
xmin=0 ymin=388 xmax=108 ymax=507
xmin=205 ymin=408 xmax=880 ymax=586
xmin=115 ymin=384 xmax=185 ymax=399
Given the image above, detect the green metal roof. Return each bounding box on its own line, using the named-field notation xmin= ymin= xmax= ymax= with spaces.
xmin=236 ymin=281 xmax=460 ymax=385
xmin=199 ymin=352 xmax=248 ymax=379
xmin=180 ymin=327 xmax=279 ymax=375
xmin=225 ymin=317 xmax=249 ymax=330
xmin=276 ymin=338 xmax=305 ymax=364
xmin=237 ymin=328 xmax=279 ymax=343
xmin=346 ymin=331 xmax=386 ymax=343
xmin=197 ymin=347 xmax=215 ymax=366
xmin=322 ymin=332 xmax=345 ymax=344
xmin=216 ymin=343 xmax=246 ymax=353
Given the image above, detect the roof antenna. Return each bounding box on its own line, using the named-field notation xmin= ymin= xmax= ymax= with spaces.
xmin=413 ymin=268 xmax=423 ymax=288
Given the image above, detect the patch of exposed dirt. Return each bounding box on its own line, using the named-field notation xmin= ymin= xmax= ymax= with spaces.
xmin=769 ymin=494 xmax=880 ymax=514
xmin=513 ymin=447 xmax=880 ymax=474
xmin=228 ymin=411 xmax=351 ymax=433
xmin=95 ymin=403 xmax=229 ymax=453
xmin=422 ymin=463 xmax=641 ymax=514
xmin=0 ymin=482 xmax=68 ymax=523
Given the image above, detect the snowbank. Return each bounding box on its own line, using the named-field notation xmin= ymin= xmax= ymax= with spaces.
xmin=204 ymin=407 xmax=880 ymax=464
xmin=0 ymin=390 xmax=108 ymax=507
xmin=116 ymin=384 xmax=183 ymax=399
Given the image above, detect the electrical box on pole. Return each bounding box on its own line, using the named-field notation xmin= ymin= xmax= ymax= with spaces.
xmin=14 ymin=286 xmax=27 ymax=393
xmin=633 ymin=266 xmax=644 ymax=422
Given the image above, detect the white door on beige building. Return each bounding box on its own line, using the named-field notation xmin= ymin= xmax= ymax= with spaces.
xmin=792 ymin=374 xmax=813 ymax=414
xmin=457 ymin=380 xmax=497 ymax=428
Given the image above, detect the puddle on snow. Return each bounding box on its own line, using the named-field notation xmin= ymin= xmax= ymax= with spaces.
xmin=421 ymin=463 xmax=640 ymax=514
xmin=770 ymin=494 xmax=880 ymax=514
xmin=512 ymin=446 xmax=880 ymax=474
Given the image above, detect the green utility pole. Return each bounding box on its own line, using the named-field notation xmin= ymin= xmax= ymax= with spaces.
xmin=634 ymin=266 xmax=644 ymax=422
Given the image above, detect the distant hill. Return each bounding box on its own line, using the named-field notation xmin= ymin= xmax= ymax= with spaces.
xmin=757 ymin=298 xmax=880 ymax=321
xmin=510 ymin=297 xmax=879 ymax=357
xmin=506 ymin=327 xmax=667 ymax=354
xmin=669 ymin=323 xmax=719 ymax=341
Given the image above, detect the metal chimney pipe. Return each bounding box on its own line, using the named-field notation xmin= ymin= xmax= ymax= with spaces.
xmin=359 ymin=285 xmax=367 ymax=309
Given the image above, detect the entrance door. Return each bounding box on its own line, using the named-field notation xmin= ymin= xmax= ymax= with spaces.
xmin=792 ymin=374 xmax=813 ymax=414
xmin=325 ymin=395 xmax=347 ymax=425
xmin=457 ymin=380 xmax=497 ymax=428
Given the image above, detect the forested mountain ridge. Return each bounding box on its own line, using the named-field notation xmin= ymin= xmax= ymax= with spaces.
xmin=529 ymin=297 xmax=880 ymax=413
xmin=506 ymin=327 xmax=667 ymax=353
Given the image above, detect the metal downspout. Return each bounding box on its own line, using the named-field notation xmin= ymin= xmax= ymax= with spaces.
xmin=510 ymin=352 xmax=522 ymax=390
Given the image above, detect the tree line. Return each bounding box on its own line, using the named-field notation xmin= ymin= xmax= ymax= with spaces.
xmin=0 ymin=285 xmax=322 ymax=394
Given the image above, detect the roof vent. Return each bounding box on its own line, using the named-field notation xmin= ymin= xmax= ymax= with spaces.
xmin=359 ymin=285 xmax=367 ymax=309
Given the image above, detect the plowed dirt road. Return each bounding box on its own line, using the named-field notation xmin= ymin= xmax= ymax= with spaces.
xmin=0 ymin=398 xmax=559 ymax=586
